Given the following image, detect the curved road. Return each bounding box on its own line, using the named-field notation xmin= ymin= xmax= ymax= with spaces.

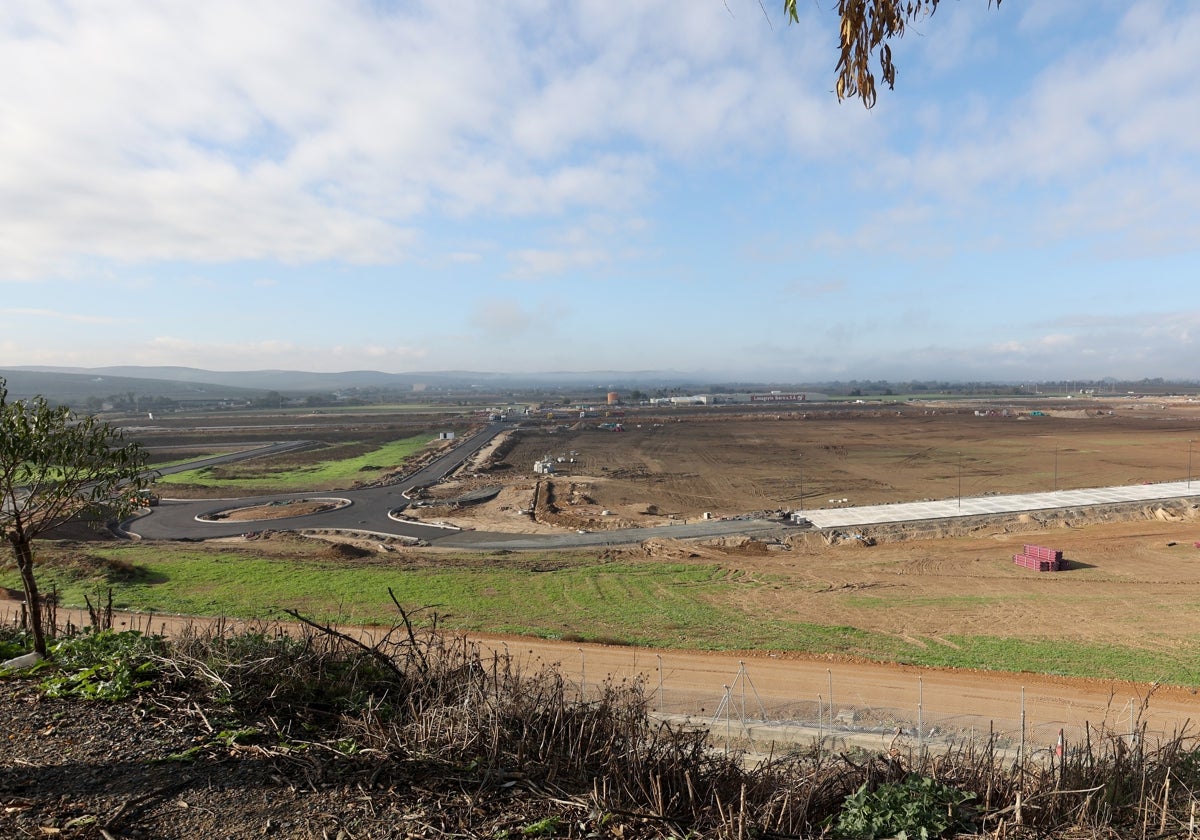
xmin=132 ymin=423 xmax=502 ymax=542
xmin=131 ymin=424 xmax=789 ymax=548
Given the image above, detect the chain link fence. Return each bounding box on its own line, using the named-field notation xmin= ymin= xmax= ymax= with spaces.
xmin=564 ymin=650 xmax=1171 ymax=761
xmin=3 ymin=602 xmax=1173 ymax=761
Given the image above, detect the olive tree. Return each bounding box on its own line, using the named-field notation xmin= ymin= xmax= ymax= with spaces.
xmin=786 ymin=0 xmax=1003 ymax=108
xmin=0 ymin=378 xmax=151 ymax=656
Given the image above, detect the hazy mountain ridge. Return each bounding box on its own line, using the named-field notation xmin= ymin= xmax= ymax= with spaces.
xmin=1 ymin=366 xmax=712 ymax=398
xmin=5 ymin=366 xmax=1195 ymax=405
xmin=0 ymin=368 xmax=265 ymax=402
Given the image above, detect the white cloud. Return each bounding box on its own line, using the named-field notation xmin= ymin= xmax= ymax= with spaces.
xmin=0 ymin=0 xmax=873 ymax=281
xmin=913 ymin=5 xmax=1200 ymax=190
xmin=0 ymin=307 xmax=124 ymax=324
xmin=793 ymin=2 xmax=1200 ymax=265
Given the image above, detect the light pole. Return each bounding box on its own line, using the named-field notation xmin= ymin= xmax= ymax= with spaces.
xmin=1189 ymin=439 xmax=1194 ymax=490
xmin=1053 ymin=445 xmax=1059 ymax=492
xmin=798 ymin=453 xmax=804 ymax=512
xmin=957 ymin=452 xmax=962 ymax=510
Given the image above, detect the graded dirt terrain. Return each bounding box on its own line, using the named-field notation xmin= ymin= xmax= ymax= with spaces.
xmin=406 ymin=400 xmax=1200 ymax=534
xmin=648 ymin=513 xmax=1200 ymax=652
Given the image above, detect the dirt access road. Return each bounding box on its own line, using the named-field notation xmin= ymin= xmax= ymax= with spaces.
xmin=496 ymin=635 xmax=1197 ymax=751
xmin=7 ymin=598 xmax=1193 ymax=754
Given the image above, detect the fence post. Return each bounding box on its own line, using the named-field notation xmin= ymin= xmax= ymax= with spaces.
xmin=918 ymin=675 xmax=924 ymax=755
xmin=1020 ymin=686 xmax=1026 ymax=767
xmin=827 ymin=669 xmax=833 ymax=720
xmin=656 ymin=654 xmax=664 ymax=711
xmin=817 ymin=693 xmax=823 ymax=753
xmin=739 ymin=661 xmax=747 ymax=724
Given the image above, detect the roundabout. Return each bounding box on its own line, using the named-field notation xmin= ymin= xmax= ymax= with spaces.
xmin=195 ymin=497 xmax=352 ymax=524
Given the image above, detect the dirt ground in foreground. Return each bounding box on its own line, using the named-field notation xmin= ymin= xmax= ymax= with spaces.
xmin=5 ymin=594 xmax=1197 ymax=754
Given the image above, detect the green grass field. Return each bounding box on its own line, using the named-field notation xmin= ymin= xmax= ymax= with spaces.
xmin=155 ymin=435 xmax=436 ymax=491
xmin=7 ymin=541 xmax=1200 ymax=685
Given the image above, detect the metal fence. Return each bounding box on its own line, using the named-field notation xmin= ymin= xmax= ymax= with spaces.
xmin=3 ymin=603 xmax=1177 ymax=761
xmin=558 ymin=649 xmax=1176 ymax=761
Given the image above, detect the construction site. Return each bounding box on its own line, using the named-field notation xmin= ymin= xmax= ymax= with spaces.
xmin=404 ymin=397 xmax=1200 ymax=537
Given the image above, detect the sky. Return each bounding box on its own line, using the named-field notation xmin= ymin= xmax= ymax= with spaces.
xmin=1 ymin=0 xmax=1198 ymax=382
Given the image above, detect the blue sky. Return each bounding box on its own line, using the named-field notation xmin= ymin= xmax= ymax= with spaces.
xmin=2 ymin=0 xmax=1198 ymax=381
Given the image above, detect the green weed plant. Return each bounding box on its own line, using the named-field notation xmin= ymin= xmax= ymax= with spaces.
xmin=833 ymin=775 xmax=976 ymax=839
xmin=38 ymin=630 xmax=161 ymax=700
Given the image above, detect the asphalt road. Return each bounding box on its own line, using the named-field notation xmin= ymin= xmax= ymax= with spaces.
xmin=129 ymin=423 xmax=511 ymax=543
xmin=151 ymin=440 xmax=319 ymax=478
xmin=129 ymin=422 xmax=792 ymax=548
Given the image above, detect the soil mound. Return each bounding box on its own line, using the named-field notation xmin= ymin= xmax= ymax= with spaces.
xmin=323 ymin=542 xmax=374 ymax=560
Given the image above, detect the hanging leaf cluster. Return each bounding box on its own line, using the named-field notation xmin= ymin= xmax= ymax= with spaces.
xmin=0 ymin=380 xmax=151 ymax=542
xmin=785 ymin=0 xmax=1002 ymax=108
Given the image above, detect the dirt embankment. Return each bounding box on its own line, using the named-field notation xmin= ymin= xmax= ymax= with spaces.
xmin=474 ymin=429 xmax=521 ymax=470
xmin=530 ymin=478 xmax=663 ymax=531
xmin=360 ymin=435 xmax=464 ymax=488
xmin=793 ymin=498 xmax=1200 ymax=548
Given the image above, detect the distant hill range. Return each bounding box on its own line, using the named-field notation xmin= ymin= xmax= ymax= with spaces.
xmin=0 ymin=365 xmax=715 ymax=402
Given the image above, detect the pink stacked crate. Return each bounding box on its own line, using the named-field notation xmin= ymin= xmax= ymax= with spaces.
xmin=1023 ymin=544 xmax=1063 ymax=563
xmin=1013 ymin=544 xmax=1064 ymax=571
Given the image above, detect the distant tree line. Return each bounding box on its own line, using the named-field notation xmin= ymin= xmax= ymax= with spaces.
xmin=63 ymin=376 xmax=1200 ymax=416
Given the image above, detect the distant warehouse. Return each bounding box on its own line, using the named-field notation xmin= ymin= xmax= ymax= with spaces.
xmin=748 ymin=392 xmax=828 ymax=403
xmin=649 ymin=392 xmax=830 ymax=406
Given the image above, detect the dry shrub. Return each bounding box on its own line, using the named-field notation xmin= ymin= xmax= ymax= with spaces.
xmin=134 ymin=605 xmax=1200 ymax=838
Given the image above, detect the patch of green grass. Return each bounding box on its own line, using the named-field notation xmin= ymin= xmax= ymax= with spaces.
xmin=844 ymin=594 xmax=1011 ymax=609
xmin=7 ymin=543 xmax=1200 ymax=685
xmin=3 ymin=544 xmax=742 ymax=642
xmin=156 ymin=435 xmax=435 ymax=490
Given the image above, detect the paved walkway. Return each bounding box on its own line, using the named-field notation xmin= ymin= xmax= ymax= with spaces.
xmin=802 ymin=480 xmax=1199 ymax=529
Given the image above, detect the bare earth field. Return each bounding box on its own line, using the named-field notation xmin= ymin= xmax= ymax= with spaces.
xmin=409 ymin=400 xmax=1200 ymax=534
xmin=637 ymin=514 xmax=1200 ymax=653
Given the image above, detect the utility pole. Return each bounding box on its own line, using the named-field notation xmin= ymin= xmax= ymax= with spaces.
xmin=798 ymin=453 xmax=804 ymax=511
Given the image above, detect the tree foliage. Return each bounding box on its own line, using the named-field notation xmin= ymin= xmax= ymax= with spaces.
xmin=786 ymin=0 xmax=1002 ymax=108
xmin=0 ymin=378 xmax=151 ymax=656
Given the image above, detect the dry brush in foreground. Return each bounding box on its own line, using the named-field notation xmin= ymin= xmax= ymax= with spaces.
xmin=2 ymin=602 xmax=1200 ymax=839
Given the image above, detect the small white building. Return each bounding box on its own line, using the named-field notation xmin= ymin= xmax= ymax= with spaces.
xmin=438 ymin=431 xmax=456 ymax=440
